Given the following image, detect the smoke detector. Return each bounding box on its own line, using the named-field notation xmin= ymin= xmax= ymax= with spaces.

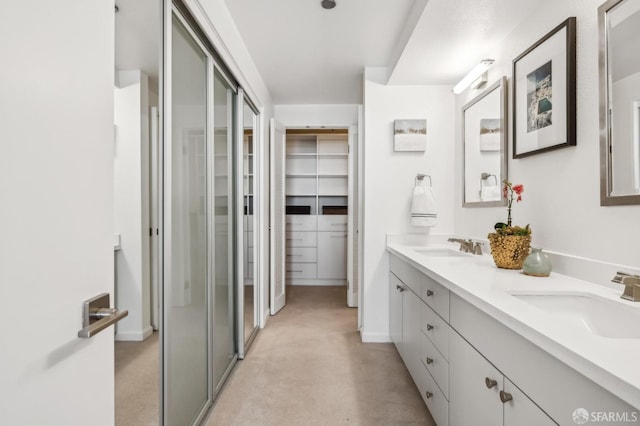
xmin=321 ymin=0 xmax=336 ymax=9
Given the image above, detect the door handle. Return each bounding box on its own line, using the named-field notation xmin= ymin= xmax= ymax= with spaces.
xmin=78 ymin=293 xmax=128 ymax=338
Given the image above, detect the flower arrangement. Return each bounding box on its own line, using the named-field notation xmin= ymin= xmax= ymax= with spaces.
xmin=493 ymin=180 xmax=531 ymax=236
xmin=488 ymin=180 xmax=531 ymax=269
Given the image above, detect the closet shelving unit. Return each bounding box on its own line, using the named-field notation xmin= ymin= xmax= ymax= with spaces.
xmin=285 ymin=131 xmax=348 ymax=285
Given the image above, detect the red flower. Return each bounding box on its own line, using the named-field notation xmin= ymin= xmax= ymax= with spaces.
xmin=513 ymin=184 xmax=524 ymax=195
xmin=517 ymin=195 xmax=522 ymax=202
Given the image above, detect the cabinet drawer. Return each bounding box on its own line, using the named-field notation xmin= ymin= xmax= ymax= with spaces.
xmin=286 ymin=247 xmax=316 ymax=263
xmin=317 ymin=214 xmax=347 ymax=231
xmin=419 ymin=364 xmax=449 ymax=426
xmin=286 ymin=215 xmax=317 ymax=231
xmin=421 ymin=332 xmax=449 ymax=399
xmin=422 ymin=274 xmax=450 ymax=321
xmin=285 ymin=231 xmax=316 ymax=248
xmin=421 ymin=302 xmax=450 ymax=361
xmin=388 ymin=255 xmax=423 ymax=294
xmin=285 ymin=262 xmax=316 ymax=279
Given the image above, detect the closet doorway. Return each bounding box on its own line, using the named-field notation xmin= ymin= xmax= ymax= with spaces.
xmin=272 ymin=126 xmax=359 ymax=315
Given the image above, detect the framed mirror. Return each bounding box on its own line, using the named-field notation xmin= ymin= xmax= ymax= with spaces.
xmin=462 ymin=77 xmax=508 ymax=207
xmin=599 ymin=0 xmax=640 ymax=205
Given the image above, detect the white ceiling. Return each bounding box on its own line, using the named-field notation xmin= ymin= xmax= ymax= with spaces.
xmin=387 ymin=0 xmax=549 ymax=85
xmin=115 ymin=0 xmax=160 ymax=89
xmin=115 ymin=0 xmax=551 ymax=104
xmin=226 ymin=0 xmax=550 ymax=104
xmin=225 ymin=0 xmax=417 ymax=104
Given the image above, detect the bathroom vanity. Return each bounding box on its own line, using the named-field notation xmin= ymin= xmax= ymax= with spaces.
xmin=387 ymin=242 xmax=639 ymax=426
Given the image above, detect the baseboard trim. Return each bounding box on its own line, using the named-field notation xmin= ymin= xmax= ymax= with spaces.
xmin=116 ymin=325 xmax=154 ymax=342
xmin=360 ymin=331 xmax=392 ymax=343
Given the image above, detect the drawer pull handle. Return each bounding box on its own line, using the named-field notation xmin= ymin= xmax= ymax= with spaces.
xmin=425 ymin=357 xmax=433 ymax=365
xmin=426 ymin=289 xmax=434 ymax=297
xmin=330 ymin=234 xmax=347 ymax=238
xmin=287 ymin=270 xmax=303 ymax=273
xmin=425 ymin=391 xmax=433 ymax=399
xmin=396 ymin=284 xmax=405 ymax=292
xmin=499 ymin=391 xmax=513 ymax=403
xmin=426 ymin=324 xmax=434 ymax=331
xmin=286 ymin=238 xmax=302 ymax=240
xmin=286 ymin=254 xmax=302 ymax=257
xmin=330 ymin=223 xmax=344 ymax=226
xmin=485 ymin=378 xmax=497 ymax=389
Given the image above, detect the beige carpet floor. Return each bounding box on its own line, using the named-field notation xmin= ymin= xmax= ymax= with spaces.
xmin=205 ymin=285 xmax=435 ymax=426
xmin=115 ymin=331 xmax=159 ymax=426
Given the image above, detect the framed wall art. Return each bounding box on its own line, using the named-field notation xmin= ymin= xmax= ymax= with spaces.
xmin=394 ymin=119 xmax=427 ymax=151
xmin=512 ymin=17 xmax=576 ymax=158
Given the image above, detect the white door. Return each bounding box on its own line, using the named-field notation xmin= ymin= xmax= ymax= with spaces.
xmin=0 ymin=2 xmax=115 ymax=424
xmin=347 ymin=124 xmax=358 ymax=307
xmin=270 ymin=119 xmax=286 ymax=314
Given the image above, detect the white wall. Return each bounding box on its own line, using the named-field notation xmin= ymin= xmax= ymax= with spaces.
xmin=0 ymin=1 xmax=115 ymax=424
xmin=454 ymin=0 xmax=640 ymax=269
xmin=188 ymin=0 xmax=275 ymax=326
xmin=114 ymin=70 xmax=152 ymax=341
xmin=362 ymin=68 xmax=455 ymax=341
xmin=274 ymin=104 xmax=360 ymax=128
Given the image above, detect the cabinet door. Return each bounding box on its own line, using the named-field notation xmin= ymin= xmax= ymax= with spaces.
xmin=450 ymin=331 xmax=502 ymax=426
xmin=503 ymin=379 xmax=557 ymax=426
xmin=317 ymin=231 xmax=347 ymax=279
xmin=389 ymin=273 xmax=404 ymax=355
xmin=402 ymin=288 xmax=423 ymax=382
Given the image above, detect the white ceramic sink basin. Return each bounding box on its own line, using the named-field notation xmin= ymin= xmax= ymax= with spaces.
xmin=414 ymin=247 xmax=471 ymax=258
xmin=510 ymin=292 xmax=640 ymax=339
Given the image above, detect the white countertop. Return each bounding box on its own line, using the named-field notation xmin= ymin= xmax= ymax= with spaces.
xmin=387 ymin=241 xmax=640 ymax=410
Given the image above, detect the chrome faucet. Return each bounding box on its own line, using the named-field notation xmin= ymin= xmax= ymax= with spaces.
xmin=448 ymin=237 xmax=480 ymax=254
xmin=612 ymin=272 xmax=640 ymax=302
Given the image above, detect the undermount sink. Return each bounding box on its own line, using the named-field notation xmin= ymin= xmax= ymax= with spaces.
xmin=510 ymin=292 xmax=640 ymax=339
xmin=414 ymin=247 xmax=471 ymax=258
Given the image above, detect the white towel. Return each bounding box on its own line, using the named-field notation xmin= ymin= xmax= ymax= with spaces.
xmin=411 ymin=183 xmax=437 ymax=227
xmin=480 ymin=185 xmax=501 ymax=202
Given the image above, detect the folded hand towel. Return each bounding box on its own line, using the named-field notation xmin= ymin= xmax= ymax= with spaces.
xmin=480 ymin=185 xmax=501 ymax=202
xmin=411 ymin=182 xmax=437 ymax=227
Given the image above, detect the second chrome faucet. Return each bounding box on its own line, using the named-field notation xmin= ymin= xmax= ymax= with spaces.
xmin=448 ymin=238 xmax=483 ymax=255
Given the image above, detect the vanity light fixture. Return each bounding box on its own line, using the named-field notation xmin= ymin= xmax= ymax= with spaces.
xmin=321 ymin=0 xmax=336 ymax=9
xmin=453 ymin=59 xmax=495 ymax=94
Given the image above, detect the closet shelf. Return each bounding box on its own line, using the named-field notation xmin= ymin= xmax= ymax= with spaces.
xmin=286 ymin=173 xmax=316 ymax=178
xmin=318 ymin=153 xmax=348 ymax=157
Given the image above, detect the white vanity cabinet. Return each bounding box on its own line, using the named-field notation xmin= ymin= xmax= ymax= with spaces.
xmin=449 ymin=330 xmax=556 ymax=426
xmin=388 ymin=251 xmax=638 ymax=426
xmin=389 ymin=256 xmax=450 ymax=426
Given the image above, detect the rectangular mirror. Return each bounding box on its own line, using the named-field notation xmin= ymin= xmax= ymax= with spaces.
xmin=462 ymin=77 xmax=508 ymax=207
xmin=599 ymin=0 xmax=640 ymax=205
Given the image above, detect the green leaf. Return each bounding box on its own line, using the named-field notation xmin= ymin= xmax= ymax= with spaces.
xmin=494 ymin=222 xmax=507 ymax=231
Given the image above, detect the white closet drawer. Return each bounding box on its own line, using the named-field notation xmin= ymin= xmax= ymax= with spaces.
xmin=286 ymin=262 xmax=316 ymax=279
xmin=317 ymin=214 xmax=347 ymax=231
xmin=421 ymin=302 xmax=450 ymax=361
xmin=286 ymin=215 xmax=317 ymax=231
xmin=421 ymin=332 xmax=449 ymax=398
xmin=285 ymin=231 xmax=316 ymax=248
xmin=286 ymin=247 xmax=316 ymax=263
